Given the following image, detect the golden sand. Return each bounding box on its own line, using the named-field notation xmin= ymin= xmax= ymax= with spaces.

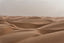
xmin=0 ymin=16 xmax=64 ymax=43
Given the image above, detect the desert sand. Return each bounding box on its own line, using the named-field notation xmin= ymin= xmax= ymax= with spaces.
xmin=18 ymin=31 xmax=64 ymax=43
xmin=0 ymin=16 xmax=64 ymax=43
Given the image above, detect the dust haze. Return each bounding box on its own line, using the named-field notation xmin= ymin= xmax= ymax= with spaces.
xmin=0 ymin=0 xmax=64 ymax=17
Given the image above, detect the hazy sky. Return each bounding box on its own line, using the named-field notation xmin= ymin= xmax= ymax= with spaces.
xmin=0 ymin=0 xmax=64 ymax=16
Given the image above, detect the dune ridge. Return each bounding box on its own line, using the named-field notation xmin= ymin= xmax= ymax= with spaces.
xmin=0 ymin=16 xmax=64 ymax=43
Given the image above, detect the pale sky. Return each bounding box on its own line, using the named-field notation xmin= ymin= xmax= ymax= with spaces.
xmin=0 ymin=0 xmax=64 ymax=16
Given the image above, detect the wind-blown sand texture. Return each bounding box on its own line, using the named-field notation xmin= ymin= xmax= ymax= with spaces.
xmin=0 ymin=16 xmax=64 ymax=43
xmin=18 ymin=31 xmax=64 ymax=43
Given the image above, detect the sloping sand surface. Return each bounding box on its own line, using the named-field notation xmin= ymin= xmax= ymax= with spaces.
xmin=38 ymin=22 xmax=64 ymax=34
xmin=7 ymin=17 xmax=53 ymax=28
xmin=0 ymin=31 xmax=40 ymax=43
xmin=0 ymin=16 xmax=64 ymax=43
xmin=18 ymin=31 xmax=64 ymax=43
xmin=0 ymin=24 xmax=14 ymax=36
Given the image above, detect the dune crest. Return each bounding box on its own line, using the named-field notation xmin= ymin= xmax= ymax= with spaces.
xmin=38 ymin=22 xmax=64 ymax=34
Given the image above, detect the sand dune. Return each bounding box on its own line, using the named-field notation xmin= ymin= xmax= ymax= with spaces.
xmin=0 ymin=16 xmax=64 ymax=43
xmin=7 ymin=17 xmax=53 ymax=28
xmin=0 ymin=31 xmax=40 ymax=43
xmin=38 ymin=22 xmax=64 ymax=34
xmin=0 ymin=24 xmax=14 ymax=36
xmin=18 ymin=31 xmax=64 ymax=43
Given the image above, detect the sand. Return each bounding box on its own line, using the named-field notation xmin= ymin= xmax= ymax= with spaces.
xmin=38 ymin=22 xmax=64 ymax=34
xmin=0 ymin=16 xmax=64 ymax=43
xmin=0 ymin=31 xmax=40 ymax=43
xmin=18 ymin=31 xmax=64 ymax=43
